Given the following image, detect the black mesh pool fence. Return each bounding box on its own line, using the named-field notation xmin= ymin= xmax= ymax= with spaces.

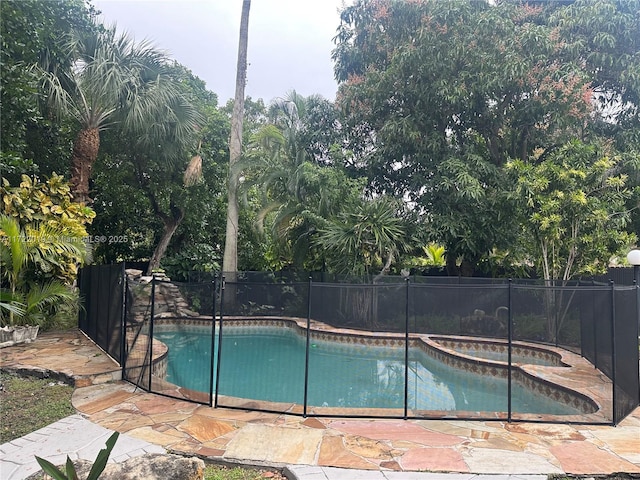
xmin=78 ymin=266 xmax=639 ymax=425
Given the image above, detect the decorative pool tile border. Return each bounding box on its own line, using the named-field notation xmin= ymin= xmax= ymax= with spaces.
xmin=430 ymin=337 xmax=565 ymax=366
xmin=146 ymin=315 xmax=604 ymax=416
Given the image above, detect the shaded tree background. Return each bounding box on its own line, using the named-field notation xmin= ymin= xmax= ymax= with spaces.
xmin=1 ymin=0 xmax=638 ymax=283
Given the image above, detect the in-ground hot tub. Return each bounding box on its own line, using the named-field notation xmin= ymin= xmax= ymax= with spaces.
xmin=427 ymin=336 xmax=568 ymax=366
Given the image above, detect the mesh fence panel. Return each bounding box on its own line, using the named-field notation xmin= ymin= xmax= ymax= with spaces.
xmin=220 ymin=281 xmax=309 ymax=318
xmin=554 ymin=287 xmax=585 ymax=351
xmin=592 ymin=288 xmax=614 ymax=380
xmin=511 ymin=286 xmax=558 ymax=344
xmin=408 ymin=284 xmax=510 ymax=418
xmin=151 ymin=319 xmax=213 ymax=404
xmin=576 ymin=287 xmax=612 ymax=368
xmin=511 ymin=283 xmax=603 ymax=352
xmin=123 ymin=278 xmax=152 ymax=391
xmin=77 ymin=264 xmax=124 ymax=363
xmin=306 ymin=283 xmax=408 ymax=416
xmin=149 ymin=282 xmax=215 ymax=404
xmin=122 ymin=279 xmax=215 ymax=404
xmin=215 ymin=318 xmax=306 ymax=412
xmin=215 ymin=281 xmax=308 ymax=411
xmin=614 ymin=287 xmax=640 ymax=424
xmin=409 ymin=284 xmax=509 ymax=337
xmin=105 ymin=265 xmax=125 ymax=361
xmin=88 ymin=267 xmax=101 ymax=343
xmin=77 ymin=266 xmax=95 ymax=340
xmin=409 ymin=348 xmax=509 ymax=419
xmin=310 ymin=283 xmax=407 ymax=332
xmin=306 ymin=334 xmax=407 ymax=415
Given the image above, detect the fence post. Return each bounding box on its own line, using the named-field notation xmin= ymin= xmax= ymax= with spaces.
xmin=507 ymin=279 xmax=513 ymax=422
xmin=120 ymin=263 xmax=127 ymax=377
xmin=303 ymin=277 xmax=312 ymax=417
xmin=610 ymin=280 xmax=617 ymax=425
xmin=554 ymin=287 xmax=559 ymax=347
xmin=148 ymin=276 xmax=156 ymax=392
xmin=209 ymin=275 xmax=218 ymax=407
xmin=404 ymin=277 xmax=410 ymax=419
xmin=634 ymin=277 xmax=640 ymax=405
xmin=214 ymin=276 xmax=225 ymax=408
xmin=636 ymin=278 xmax=640 ymax=404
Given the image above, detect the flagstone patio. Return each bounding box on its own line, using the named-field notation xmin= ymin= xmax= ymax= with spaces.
xmin=1 ymin=329 xmax=639 ymax=475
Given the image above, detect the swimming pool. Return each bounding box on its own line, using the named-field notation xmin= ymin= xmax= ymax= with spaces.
xmin=154 ymin=324 xmax=589 ymax=416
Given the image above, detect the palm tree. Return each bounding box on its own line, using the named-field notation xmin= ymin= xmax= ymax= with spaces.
xmin=267 ymin=90 xmax=319 ymax=166
xmin=39 ymin=26 xmax=199 ymax=204
xmin=0 ymin=215 xmax=85 ymax=326
xmin=315 ymin=197 xmax=410 ymax=277
xmin=244 ymin=91 xmax=346 ymax=269
xmin=314 ymin=198 xmax=410 ymax=327
xmin=223 ymin=0 xmax=251 ymax=276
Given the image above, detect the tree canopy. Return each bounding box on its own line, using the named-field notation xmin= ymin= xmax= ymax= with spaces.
xmin=332 ymin=0 xmax=639 ymax=276
xmin=1 ymin=0 xmax=638 ymax=287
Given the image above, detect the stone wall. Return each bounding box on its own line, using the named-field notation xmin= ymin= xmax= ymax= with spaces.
xmin=125 ymin=270 xmax=201 ymax=324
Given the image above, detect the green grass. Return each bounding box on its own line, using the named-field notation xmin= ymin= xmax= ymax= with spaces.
xmin=0 ymin=371 xmax=75 ymax=444
xmin=204 ymin=464 xmax=282 ymax=479
xmin=0 ymin=371 xmax=285 ymax=479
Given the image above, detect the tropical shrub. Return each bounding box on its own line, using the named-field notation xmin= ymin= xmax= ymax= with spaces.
xmin=0 ymin=174 xmax=92 ymax=327
xmin=403 ymin=244 xmax=447 ymax=271
xmin=0 ymin=215 xmax=80 ymax=327
xmin=161 ymin=243 xmax=220 ymax=282
xmin=1 ymin=173 xmax=94 ymax=283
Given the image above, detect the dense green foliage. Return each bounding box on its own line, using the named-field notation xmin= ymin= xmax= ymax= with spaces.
xmin=510 ymin=140 xmax=635 ymax=283
xmin=333 ymin=0 xmax=639 ymax=278
xmin=0 ymin=0 xmax=97 ymax=179
xmin=0 ymin=0 xmax=638 ymax=286
xmin=1 ymin=174 xmax=94 ymax=283
xmin=0 ymin=174 xmax=93 ymax=327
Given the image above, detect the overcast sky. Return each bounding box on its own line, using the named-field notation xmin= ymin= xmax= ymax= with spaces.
xmin=92 ymin=0 xmax=347 ymax=105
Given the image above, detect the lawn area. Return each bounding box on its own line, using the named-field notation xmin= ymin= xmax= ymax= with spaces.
xmin=0 ymin=371 xmax=284 ymax=479
xmin=0 ymin=372 xmax=75 ymax=444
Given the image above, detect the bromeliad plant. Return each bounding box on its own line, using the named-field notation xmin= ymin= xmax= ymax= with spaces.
xmin=36 ymin=431 xmax=119 ymax=480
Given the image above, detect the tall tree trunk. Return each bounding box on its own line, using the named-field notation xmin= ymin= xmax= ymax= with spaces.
xmin=70 ymin=127 xmax=100 ymax=204
xmin=222 ymin=0 xmax=251 ymax=277
xmin=143 ymin=186 xmax=185 ymax=275
xmin=147 ymin=209 xmax=185 ymax=275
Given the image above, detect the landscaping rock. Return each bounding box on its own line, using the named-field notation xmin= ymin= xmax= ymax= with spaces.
xmin=125 ymin=269 xmax=143 ymax=279
xmin=73 ymin=453 xmax=205 ymax=480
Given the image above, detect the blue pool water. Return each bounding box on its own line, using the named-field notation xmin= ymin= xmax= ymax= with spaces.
xmin=154 ymin=326 xmax=584 ymax=415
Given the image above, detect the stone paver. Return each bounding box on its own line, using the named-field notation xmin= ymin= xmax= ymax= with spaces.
xmin=0 ymin=415 xmax=165 ymax=480
xmin=1 ymin=329 xmax=640 ymax=480
xmin=284 ymin=466 xmax=550 ymax=480
xmin=224 ymin=423 xmax=324 ymax=464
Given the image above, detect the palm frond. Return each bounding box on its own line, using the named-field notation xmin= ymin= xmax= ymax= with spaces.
xmin=0 ymin=290 xmax=26 ymax=321
xmin=184 ymin=155 xmax=203 ymax=186
xmin=24 ymin=282 xmax=75 ymax=315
